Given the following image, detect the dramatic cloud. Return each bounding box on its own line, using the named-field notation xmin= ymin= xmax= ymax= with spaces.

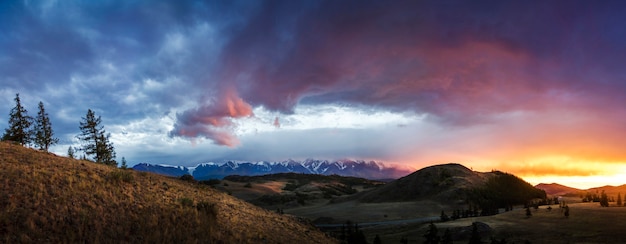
xmin=2 ymin=1 xmax=626 ymax=187
xmin=170 ymin=88 xmax=253 ymax=146
xmin=167 ymin=0 xmax=626 ymax=144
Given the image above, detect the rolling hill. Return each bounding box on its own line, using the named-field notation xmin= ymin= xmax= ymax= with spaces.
xmin=0 ymin=142 xmax=336 ymax=243
xmin=535 ymin=183 xmax=626 ymax=197
xmin=535 ymin=183 xmax=582 ymax=196
xmin=349 ymin=163 xmax=546 ymax=208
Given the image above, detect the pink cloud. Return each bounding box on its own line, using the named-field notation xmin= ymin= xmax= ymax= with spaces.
xmin=170 ymin=89 xmax=253 ymax=147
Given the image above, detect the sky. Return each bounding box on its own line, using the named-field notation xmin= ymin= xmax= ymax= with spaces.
xmin=2 ymin=0 xmax=626 ymax=189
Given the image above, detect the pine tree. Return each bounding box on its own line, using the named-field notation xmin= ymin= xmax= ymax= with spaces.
xmin=600 ymin=190 xmax=609 ymax=207
xmin=77 ymin=109 xmax=116 ymax=165
xmin=2 ymin=93 xmax=33 ymax=145
xmin=67 ymin=146 xmax=75 ymax=159
xmin=120 ymin=157 xmax=128 ymax=169
xmin=423 ymin=222 xmax=440 ymax=244
xmin=33 ymin=101 xmax=58 ymax=152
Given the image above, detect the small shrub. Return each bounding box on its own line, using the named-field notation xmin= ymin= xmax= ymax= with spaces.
xmin=283 ymin=182 xmax=299 ymax=191
xmin=200 ymin=179 xmax=221 ymax=186
xmin=196 ymin=201 xmax=215 ymax=214
xmin=244 ymin=182 xmax=252 ymax=188
xmin=108 ymin=170 xmax=134 ymax=183
xmin=179 ymin=174 xmax=196 ymax=183
xmin=179 ymin=197 xmax=194 ymax=208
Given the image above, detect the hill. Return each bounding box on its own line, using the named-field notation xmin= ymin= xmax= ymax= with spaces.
xmin=586 ymin=184 xmax=626 ymax=195
xmin=535 ymin=183 xmax=582 ymax=196
xmin=133 ymin=159 xmax=414 ymax=180
xmin=535 ymin=183 xmax=626 ymax=197
xmin=351 ymin=163 xmax=489 ymax=203
xmin=218 ymin=173 xmax=384 ymax=208
xmin=0 ymin=142 xmax=336 ymax=243
xmin=349 ymin=163 xmax=545 ymax=211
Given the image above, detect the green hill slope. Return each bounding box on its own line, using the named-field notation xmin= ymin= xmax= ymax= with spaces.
xmin=0 ymin=142 xmax=336 ymax=243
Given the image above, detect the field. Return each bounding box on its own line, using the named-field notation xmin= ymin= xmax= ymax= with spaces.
xmin=287 ymin=199 xmax=450 ymax=224
xmin=351 ymin=201 xmax=626 ymax=243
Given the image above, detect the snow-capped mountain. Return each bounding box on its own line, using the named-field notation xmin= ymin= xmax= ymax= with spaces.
xmin=133 ymin=159 xmax=415 ymax=180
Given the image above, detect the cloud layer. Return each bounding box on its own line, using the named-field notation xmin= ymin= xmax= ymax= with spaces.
xmin=2 ymin=1 xmax=626 ymax=187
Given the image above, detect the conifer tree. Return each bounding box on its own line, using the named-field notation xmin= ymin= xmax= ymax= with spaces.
xmin=2 ymin=93 xmax=33 ymax=145
xmin=33 ymin=101 xmax=58 ymax=151
xmin=120 ymin=157 xmax=128 ymax=169
xmin=423 ymin=222 xmax=440 ymax=244
xmin=67 ymin=146 xmax=75 ymax=159
xmin=77 ymin=109 xmax=116 ymax=165
xmin=600 ymin=190 xmax=609 ymax=207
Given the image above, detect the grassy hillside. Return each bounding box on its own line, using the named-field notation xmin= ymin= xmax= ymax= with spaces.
xmin=350 ymin=164 xmax=545 ymax=207
xmin=536 ymin=183 xmax=583 ymax=196
xmin=0 ymin=142 xmax=336 ymax=243
xmin=350 ymin=163 xmax=491 ymax=203
xmin=219 ymin=173 xmax=384 ymax=208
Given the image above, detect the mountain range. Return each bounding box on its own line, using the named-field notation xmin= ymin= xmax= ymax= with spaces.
xmin=535 ymin=183 xmax=626 ymax=196
xmin=132 ymin=159 xmax=415 ymax=180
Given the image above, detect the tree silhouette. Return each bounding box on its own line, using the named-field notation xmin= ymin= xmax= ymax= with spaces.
xmin=77 ymin=109 xmax=116 ymax=165
xmin=2 ymin=93 xmax=33 ymax=145
xmin=440 ymin=210 xmax=450 ymax=222
xmin=67 ymin=146 xmax=75 ymax=159
xmin=423 ymin=222 xmax=440 ymax=244
xmin=600 ymin=190 xmax=609 ymax=207
xmin=617 ymin=193 xmax=622 ymax=207
xmin=33 ymin=101 xmax=58 ymax=152
xmin=120 ymin=157 xmax=128 ymax=169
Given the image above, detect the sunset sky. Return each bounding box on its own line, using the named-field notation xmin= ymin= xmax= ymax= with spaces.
xmin=2 ymin=1 xmax=626 ymax=189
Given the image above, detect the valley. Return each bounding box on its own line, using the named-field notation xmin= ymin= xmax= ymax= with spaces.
xmin=210 ymin=164 xmax=626 ymax=243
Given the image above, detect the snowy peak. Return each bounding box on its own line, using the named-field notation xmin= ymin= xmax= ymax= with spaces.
xmin=133 ymin=159 xmax=415 ymax=180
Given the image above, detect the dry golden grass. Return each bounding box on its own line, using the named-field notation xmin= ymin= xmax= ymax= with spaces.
xmin=0 ymin=142 xmax=337 ymax=243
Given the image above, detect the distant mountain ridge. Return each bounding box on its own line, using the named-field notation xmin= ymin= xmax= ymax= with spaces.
xmin=133 ymin=159 xmax=415 ymax=180
xmin=535 ymin=183 xmax=582 ymax=196
xmin=535 ymin=183 xmax=626 ymax=196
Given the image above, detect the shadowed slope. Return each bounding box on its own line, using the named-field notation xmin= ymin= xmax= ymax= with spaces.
xmin=353 ymin=163 xmax=490 ymax=203
xmin=0 ymin=142 xmax=336 ymax=243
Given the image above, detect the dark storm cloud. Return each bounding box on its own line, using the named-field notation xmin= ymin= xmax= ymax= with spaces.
xmin=170 ymin=0 xmax=626 ymax=144
xmin=2 ymin=0 xmax=626 ymax=152
xmin=0 ymin=1 xmax=253 ymax=139
xmin=247 ymin=0 xmax=626 ymax=112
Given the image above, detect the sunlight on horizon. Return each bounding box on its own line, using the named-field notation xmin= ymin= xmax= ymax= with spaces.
xmin=522 ymin=173 xmax=626 ymax=190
